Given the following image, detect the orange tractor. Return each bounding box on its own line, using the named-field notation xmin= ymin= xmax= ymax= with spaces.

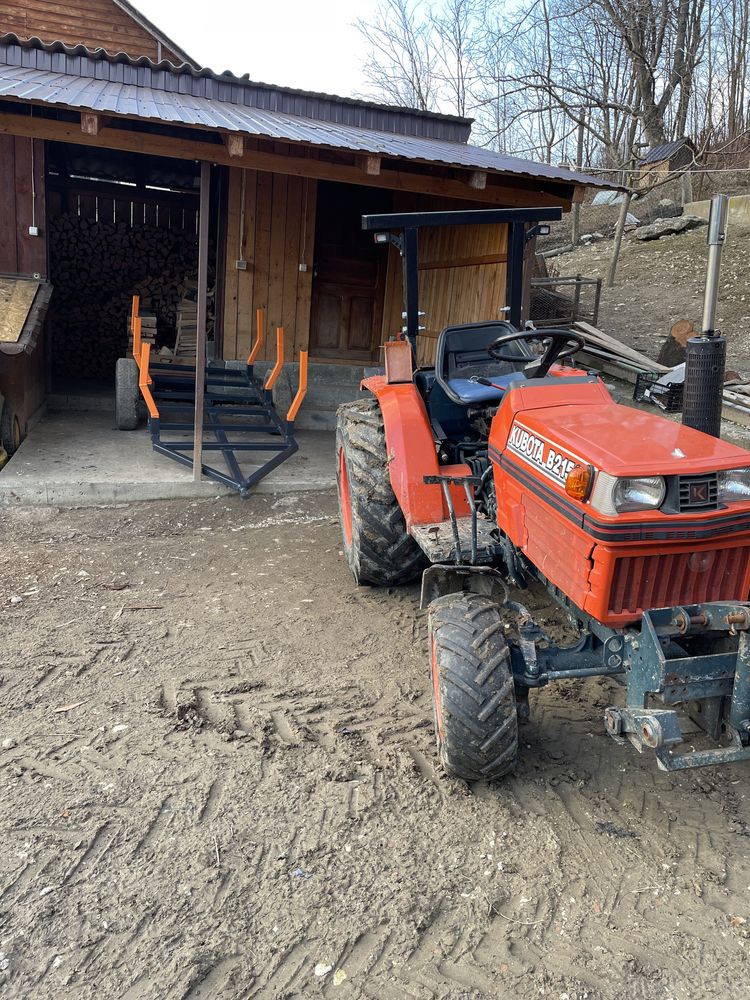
xmin=336 ymin=206 xmax=750 ymax=776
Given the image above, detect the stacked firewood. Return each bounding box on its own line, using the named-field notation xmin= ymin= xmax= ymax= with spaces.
xmin=48 ymin=213 xmax=214 ymax=379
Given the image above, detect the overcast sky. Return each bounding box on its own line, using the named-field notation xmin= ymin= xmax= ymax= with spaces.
xmin=137 ymin=0 xmax=376 ymax=97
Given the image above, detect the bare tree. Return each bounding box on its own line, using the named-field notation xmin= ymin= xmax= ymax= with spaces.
xmin=356 ymin=0 xmax=745 ymax=171
xmin=357 ymin=0 xmax=437 ymax=111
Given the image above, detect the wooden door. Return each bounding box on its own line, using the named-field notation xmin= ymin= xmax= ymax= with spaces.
xmin=309 ymin=182 xmax=391 ymax=361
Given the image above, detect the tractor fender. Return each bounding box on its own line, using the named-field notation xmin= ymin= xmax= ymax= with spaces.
xmin=361 ymin=375 xmax=471 ymax=530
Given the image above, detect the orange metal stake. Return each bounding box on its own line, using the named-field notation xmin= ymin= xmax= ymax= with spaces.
xmin=265 ymin=327 xmax=285 ymax=390
xmin=138 ymin=342 xmax=160 ymax=419
xmin=286 ymin=350 xmax=309 ymax=423
xmin=248 ymin=308 xmax=265 ymax=364
xmin=132 ymin=315 xmax=142 ymax=366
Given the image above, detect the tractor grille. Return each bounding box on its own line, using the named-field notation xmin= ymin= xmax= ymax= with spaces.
xmin=677 ymin=473 xmax=718 ymax=512
xmin=608 ymin=545 xmax=750 ymax=616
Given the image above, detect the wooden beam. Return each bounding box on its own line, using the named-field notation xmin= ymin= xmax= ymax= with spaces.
xmin=358 ymin=154 xmax=381 ymax=176
xmin=0 ymin=112 xmax=572 ymax=210
xmin=81 ymin=112 xmax=108 ymax=136
xmin=572 ymin=184 xmax=586 ymax=204
xmin=468 ymin=170 xmax=487 ymax=190
xmin=224 ymin=133 xmax=245 ymax=158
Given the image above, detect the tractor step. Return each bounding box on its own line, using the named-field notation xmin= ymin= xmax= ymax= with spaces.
xmin=410 ymin=517 xmax=498 ymax=564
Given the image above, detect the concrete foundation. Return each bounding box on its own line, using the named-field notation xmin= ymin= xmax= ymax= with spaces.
xmin=0 ymin=409 xmax=335 ymax=506
xmin=684 ymin=194 xmax=750 ymax=229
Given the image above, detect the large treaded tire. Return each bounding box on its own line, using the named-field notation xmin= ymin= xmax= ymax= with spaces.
xmin=115 ymin=357 xmax=140 ymax=431
xmin=428 ymin=593 xmax=518 ymax=781
xmin=0 ymin=402 xmax=22 ymax=457
xmin=336 ymin=396 xmax=426 ymax=587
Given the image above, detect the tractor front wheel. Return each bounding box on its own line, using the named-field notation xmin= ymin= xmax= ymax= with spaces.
xmin=428 ymin=593 xmax=519 ymax=781
xmin=336 ymin=396 xmax=425 ymax=586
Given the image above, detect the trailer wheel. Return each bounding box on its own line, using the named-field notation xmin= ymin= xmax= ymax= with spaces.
xmin=115 ymin=357 xmax=140 ymax=430
xmin=428 ymin=593 xmax=518 ymax=781
xmin=0 ymin=403 xmax=22 ymax=457
xmin=336 ymin=396 xmax=426 ymax=586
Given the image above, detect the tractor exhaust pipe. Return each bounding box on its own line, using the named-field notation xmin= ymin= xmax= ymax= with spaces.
xmin=682 ymin=194 xmax=729 ymax=438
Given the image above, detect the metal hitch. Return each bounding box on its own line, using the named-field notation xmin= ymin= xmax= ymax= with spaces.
xmin=605 ymin=602 xmax=750 ymax=771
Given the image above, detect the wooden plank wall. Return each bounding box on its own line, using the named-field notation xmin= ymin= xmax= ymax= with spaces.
xmin=223 ymin=166 xmax=316 ymax=362
xmin=0 ymin=135 xmax=47 ymax=277
xmin=0 ymin=0 xmax=182 ymax=61
xmin=380 ymin=194 xmax=509 ymax=366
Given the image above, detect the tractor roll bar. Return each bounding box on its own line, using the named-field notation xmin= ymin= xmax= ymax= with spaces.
xmin=362 ymin=206 xmax=563 ymax=351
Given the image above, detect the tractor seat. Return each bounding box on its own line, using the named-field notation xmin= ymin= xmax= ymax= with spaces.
xmin=447 ymin=372 xmax=525 ymax=404
xmin=434 ymin=320 xmax=533 ymax=406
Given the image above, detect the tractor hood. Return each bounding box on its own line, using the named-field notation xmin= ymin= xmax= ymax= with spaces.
xmin=510 ymin=403 xmax=750 ymax=477
xmin=496 ymin=379 xmax=750 ymax=479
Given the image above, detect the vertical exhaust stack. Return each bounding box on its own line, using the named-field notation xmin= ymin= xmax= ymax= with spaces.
xmin=682 ymin=194 xmax=729 ymax=438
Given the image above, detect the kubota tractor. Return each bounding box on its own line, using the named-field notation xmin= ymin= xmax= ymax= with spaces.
xmin=336 ymin=206 xmax=750 ymax=777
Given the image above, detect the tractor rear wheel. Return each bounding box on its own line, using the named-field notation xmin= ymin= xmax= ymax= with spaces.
xmin=428 ymin=593 xmax=518 ymax=781
xmin=336 ymin=396 xmax=426 ymax=586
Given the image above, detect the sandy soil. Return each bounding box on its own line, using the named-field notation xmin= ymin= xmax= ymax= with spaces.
xmin=2 ymin=492 xmax=750 ymax=1000
xmin=552 ymin=226 xmax=750 ymax=371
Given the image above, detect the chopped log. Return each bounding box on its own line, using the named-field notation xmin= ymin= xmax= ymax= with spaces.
xmin=657 ymin=319 xmax=694 ymax=367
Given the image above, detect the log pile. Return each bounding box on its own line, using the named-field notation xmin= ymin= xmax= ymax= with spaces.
xmin=48 ymin=213 xmax=214 ymax=379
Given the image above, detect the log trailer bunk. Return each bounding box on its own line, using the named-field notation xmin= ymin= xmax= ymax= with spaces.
xmin=336 ymin=204 xmax=750 ymax=776
xmin=117 ymin=298 xmax=308 ymax=497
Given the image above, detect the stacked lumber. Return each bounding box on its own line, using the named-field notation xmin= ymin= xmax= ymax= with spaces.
xmin=48 ymin=212 xmax=214 ymax=379
xmin=572 ymin=321 xmax=669 ymax=381
xmin=127 ymin=310 xmax=157 ymax=353
xmin=174 ymin=298 xmax=198 ymax=360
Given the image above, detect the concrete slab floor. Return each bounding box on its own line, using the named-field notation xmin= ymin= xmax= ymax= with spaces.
xmin=0 ymin=410 xmax=335 ymax=507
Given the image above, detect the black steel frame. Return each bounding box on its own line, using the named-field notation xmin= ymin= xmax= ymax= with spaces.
xmin=146 ymin=359 xmax=298 ymax=498
xmin=362 ymin=207 xmax=563 ymax=351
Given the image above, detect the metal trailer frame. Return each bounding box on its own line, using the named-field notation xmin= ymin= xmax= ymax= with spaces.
xmin=131 ymin=298 xmax=308 ymax=498
xmin=362 ymin=206 xmax=564 ymax=351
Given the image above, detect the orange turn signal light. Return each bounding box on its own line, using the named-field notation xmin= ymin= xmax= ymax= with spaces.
xmin=565 ymin=463 xmax=594 ymax=501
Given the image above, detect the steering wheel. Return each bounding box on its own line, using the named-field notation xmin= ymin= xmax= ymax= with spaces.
xmin=487 ymin=328 xmax=585 ymax=379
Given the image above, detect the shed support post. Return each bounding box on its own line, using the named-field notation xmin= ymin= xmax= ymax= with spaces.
xmin=193 ymin=160 xmax=211 ymax=481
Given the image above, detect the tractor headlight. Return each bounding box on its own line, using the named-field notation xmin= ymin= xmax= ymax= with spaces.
xmin=590 ymin=472 xmax=666 ymax=514
xmin=718 ymin=467 xmax=750 ymax=502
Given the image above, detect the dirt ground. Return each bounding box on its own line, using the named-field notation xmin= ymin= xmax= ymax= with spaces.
xmin=550 ymin=224 xmax=750 ymax=371
xmin=1 ymin=491 xmax=750 ymax=1000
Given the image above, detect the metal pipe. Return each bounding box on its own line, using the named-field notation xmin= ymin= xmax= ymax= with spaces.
xmin=683 ymin=194 xmax=729 ymax=438
xmin=702 ymin=194 xmax=729 ymax=336
xmin=193 ymin=160 xmax=211 ymax=482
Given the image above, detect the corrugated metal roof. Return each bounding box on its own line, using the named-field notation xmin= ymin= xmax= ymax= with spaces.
xmin=0 ymin=33 xmax=472 ymax=142
xmin=0 ymin=36 xmax=614 ymax=190
xmin=639 ymin=137 xmax=694 ymax=165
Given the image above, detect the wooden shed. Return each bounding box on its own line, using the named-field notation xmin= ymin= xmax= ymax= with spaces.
xmin=0 ymin=4 xmax=609 ymax=448
xmin=637 ymin=138 xmax=696 ymax=189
